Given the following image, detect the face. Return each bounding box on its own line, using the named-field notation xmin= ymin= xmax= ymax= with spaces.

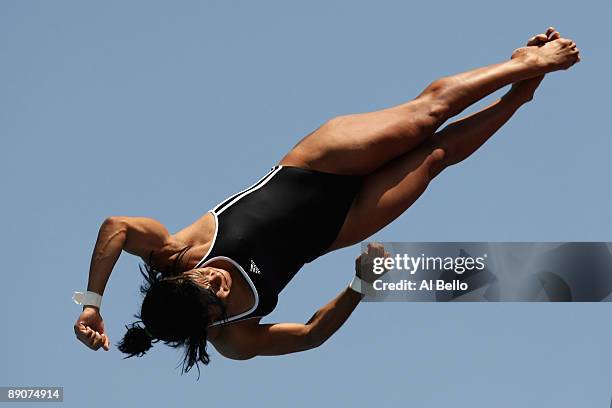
xmin=184 ymin=267 xmax=232 ymax=302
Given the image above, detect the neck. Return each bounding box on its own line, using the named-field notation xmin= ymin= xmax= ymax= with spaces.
xmin=206 ymin=259 xmax=256 ymax=322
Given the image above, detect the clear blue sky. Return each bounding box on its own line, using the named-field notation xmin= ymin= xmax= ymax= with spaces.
xmin=1 ymin=1 xmax=610 ymax=407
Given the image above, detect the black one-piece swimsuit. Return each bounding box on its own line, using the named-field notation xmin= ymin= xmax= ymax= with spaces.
xmin=193 ymin=165 xmax=362 ymax=326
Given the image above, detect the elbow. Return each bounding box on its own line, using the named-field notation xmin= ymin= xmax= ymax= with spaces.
xmin=102 ymin=216 xmax=127 ymax=232
xmin=103 ymin=216 xmax=121 ymax=226
xmin=306 ymin=326 xmax=327 ymax=350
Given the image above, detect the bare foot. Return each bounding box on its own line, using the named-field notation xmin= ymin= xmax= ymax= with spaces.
xmin=511 ymin=32 xmax=580 ymax=73
xmin=509 ymin=27 xmax=562 ymax=101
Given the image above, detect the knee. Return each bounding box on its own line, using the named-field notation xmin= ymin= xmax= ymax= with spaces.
xmin=321 ymin=115 xmax=349 ymax=135
xmin=420 ymin=140 xmax=453 ymax=176
xmin=424 ymin=147 xmax=448 ymax=179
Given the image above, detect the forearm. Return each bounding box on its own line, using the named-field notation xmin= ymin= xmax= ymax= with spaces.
xmin=305 ymin=286 xmax=363 ymax=347
xmin=85 ymin=217 xmax=127 ymax=302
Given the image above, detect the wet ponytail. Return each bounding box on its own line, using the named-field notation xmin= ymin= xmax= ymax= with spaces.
xmin=117 ymin=320 xmax=157 ymax=358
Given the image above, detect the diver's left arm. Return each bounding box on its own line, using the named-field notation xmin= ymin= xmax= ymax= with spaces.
xmin=234 ymin=286 xmax=363 ymax=358
xmin=304 ymin=285 xmax=365 ymax=347
xmin=232 ymin=243 xmax=388 ymax=358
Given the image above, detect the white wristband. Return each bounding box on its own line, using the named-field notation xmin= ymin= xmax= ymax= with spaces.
xmin=73 ymin=291 xmax=102 ymax=309
xmin=349 ymin=275 xmax=371 ymax=295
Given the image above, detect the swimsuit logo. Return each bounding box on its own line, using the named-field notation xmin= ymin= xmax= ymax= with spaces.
xmin=250 ymin=260 xmax=261 ymax=275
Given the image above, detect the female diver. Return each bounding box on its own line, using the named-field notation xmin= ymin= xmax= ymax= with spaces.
xmin=73 ymin=28 xmax=580 ymax=375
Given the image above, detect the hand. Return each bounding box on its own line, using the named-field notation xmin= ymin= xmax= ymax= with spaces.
xmin=74 ymin=306 xmax=110 ymax=351
xmin=355 ymin=242 xmax=391 ymax=284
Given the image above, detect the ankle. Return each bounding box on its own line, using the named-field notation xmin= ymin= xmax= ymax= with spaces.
xmin=508 ymin=54 xmax=547 ymax=78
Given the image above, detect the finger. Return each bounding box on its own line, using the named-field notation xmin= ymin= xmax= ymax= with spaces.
xmin=76 ymin=329 xmax=89 ymax=340
xmin=90 ymin=335 xmax=99 ymax=348
xmin=81 ymin=335 xmax=96 ymax=349
xmin=87 ymin=336 xmax=96 ymax=348
xmin=366 ymin=242 xmax=381 ymax=254
xmin=90 ymin=332 xmax=103 ymax=349
xmin=87 ymin=330 xmax=97 ymax=341
xmin=78 ymin=329 xmax=95 ymax=346
xmin=103 ymin=336 xmax=110 ymax=351
xmin=371 ymin=244 xmax=385 ymax=256
xmin=367 ymin=242 xmax=382 ymax=251
xmin=76 ymin=333 xmax=88 ymax=344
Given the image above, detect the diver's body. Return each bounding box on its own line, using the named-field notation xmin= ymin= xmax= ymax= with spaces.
xmin=74 ymin=29 xmax=580 ymax=363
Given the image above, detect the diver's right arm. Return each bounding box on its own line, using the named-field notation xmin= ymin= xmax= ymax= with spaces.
xmin=74 ymin=216 xmax=171 ymax=351
xmin=84 ymin=216 xmax=171 ymax=297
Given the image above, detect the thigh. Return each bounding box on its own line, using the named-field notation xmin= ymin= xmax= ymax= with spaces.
xmin=325 ymin=143 xmax=446 ymax=251
xmin=279 ymin=95 xmax=446 ymax=176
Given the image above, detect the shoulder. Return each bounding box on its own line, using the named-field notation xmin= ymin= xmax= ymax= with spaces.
xmin=172 ymin=212 xmax=217 ymax=251
xmin=207 ymin=318 xmax=262 ymax=360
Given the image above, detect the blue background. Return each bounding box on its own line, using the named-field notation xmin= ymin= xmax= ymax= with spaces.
xmin=1 ymin=1 xmax=610 ymax=407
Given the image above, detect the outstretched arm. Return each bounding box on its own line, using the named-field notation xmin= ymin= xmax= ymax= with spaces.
xmin=226 ymin=244 xmax=388 ymax=359
xmin=241 ymin=287 xmax=364 ymax=358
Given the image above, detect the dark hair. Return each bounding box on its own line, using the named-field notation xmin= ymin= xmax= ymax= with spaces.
xmin=116 ymin=247 xmax=227 ymax=379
